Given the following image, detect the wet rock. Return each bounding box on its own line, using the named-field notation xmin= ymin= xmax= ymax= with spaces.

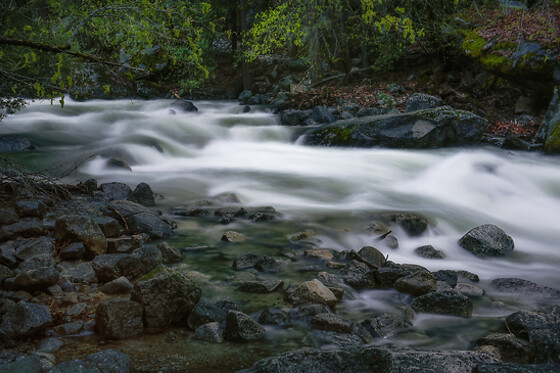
xmin=131 ymin=268 xmax=201 ymax=330
xmin=84 ymin=349 xmax=135 ymax=373
xmin=232 ymin=253 xmax=260 ymax=270
xmin=312 ymin=106 xmax=336 ymax=123
xmin=157 ymin=241 xmax=183 ymax=264
xmin=100 ymin=276 xmax=133 ymax=295
xmin=289 ymin=304 xmax=330 ymax=322
xmin=455 ymin=283 xmax=485 ymax=298
xmin=236 ymin=347 xmax=358 ymax=373
xmin=432 ymin=270 xmax=458 ymax=287
xmin=195 ymin=322 xmax=223 ymax=343
xmin=0 ymin=208 xmax=19 ymax=225
xmin=15 ymin=200 xmax=47 ymax=219
xmin=187 ymin=297 xmax=239 ymax=330
xmin=238 ymin=90 xmax=252 ymax=104
xmin=60 ymin=242 xmax=85 ymax=260
xmin=106 ymin=158 xmax=131 ymax=171
xmin=224 ymin=310 xmax=265 ymax=342
xmin=53 ymin=321 xmax=83 ymax=335
xmin=13 ymin=237 xmax=53 ymax=261
xmin=289 ymin=229 xmax=317 ymax=241
xmin=54 ymin=215 xmax=107 ymax=257
xmin=93 ymin=217 xmax=121 ymax=238
xmin=406 ymin=93 xmax=443 ymax=112
xmin=108 ymin=200 xmax=173 ymax=239
xmin=95 ymin=298 xmax=143 ymax=340
xmin=0 ymin=264 xmax=14 ymax=282
xmin=14 ymin=267 xmax=59 ymax=290
xmin=47 ymin=359 xmax=101 ymax=372
xmin=106 ymin=235 xmax=143 ymax=254
xmin=477 ymin=333 xmax=532 ymax=363
xmin=65 ymin=302 xmax=87 ymax=317
xmin=258 ymin=308 xmax=290 ymax=325
xmin=58 ymin=261 xmax=95 ymax=284
xmin=0 ymin=354 xmax=41 ymax=373
xmin=415 ymin=245 xmax=445 ymax=259
xmin=394 ymin=271 xmax=437 ymax=296
xmin=303 ymin=106 xmax=487 ymax=149
xmin=386 ymin=213 xmax=429 ymax=236
xmin=341 ymin=261 xmax=376 ymax=290
xmin=474 ymin=362 xmax=560 ymax=373
xmin=92 ymin=254 xmax=129 ymax=282
xmin=170 ymin=99 xmax=198 ymax=112
xmin=0 ymin=242 xmax=19 ymax=268
xmin=221 ymin=231 xmax=247 ymax=243
xmin=130 ymin=182 xmax=155 ymax=207
xmin=504 ymin=308 xmax=559 ymax=340
xmin=310 ymin=313 xmax=353 ymax=333
xmin=237 ymin=280 xmax=284 ymax=294
xmin=117 ymin=246 xmax=163 ymax=280
xmin=255 ymin=256 xmax=285 ymax=272
xmin=280 ymin=109 xmax=310 ymax=126
xmin=38 ymin=337 xmax=64 ymax=353
xmin=304 ymin=249 xmax=334 ymax=261
xmin=459 ymin=224 xmax=514 ymax=257
xmin=306 ymin=330 xmax=365 ymax=349
xmin=100 ymin=182 xmax=132 ymax=201
xmin=286 ymin=279 xmax=338 ymax=307
xmin=357 ymin=246 xmax=386 ymax=267
xmin=457 ymin=270 xmax=480 ymax=283
xmin=411 ymin=290 xmax=473 ymax=317
xmin=490 ymin=278 xmax=560 ymax=299
xmin=0 ymin=135 xmax=33 ymax=153
xmin=127 ymin=212 xmax=173 ymax=239
xmin=0 ymin=302 xmax=52 ymax=339
xmin=16 ymin=253 xmax=55 ymax=272
xmin=0 ymin=218 xmax=49 ymax=241
xmin=362 ymin=313 xmax=412 ymax=338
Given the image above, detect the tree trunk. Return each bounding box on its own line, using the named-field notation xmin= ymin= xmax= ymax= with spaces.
xmin=239 ymin=0 xmax=251 ymax=91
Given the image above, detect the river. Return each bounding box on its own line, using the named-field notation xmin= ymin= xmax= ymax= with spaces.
xmin=2 ymin=98 xmax=560 ymax=368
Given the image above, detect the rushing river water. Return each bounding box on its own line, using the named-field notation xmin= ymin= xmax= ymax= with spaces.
xmin=2 ymin=98 xmax=560 ymax=368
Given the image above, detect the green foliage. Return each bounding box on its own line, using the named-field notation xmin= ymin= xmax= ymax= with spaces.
xmin=0 ymin=0 xmax=219 ymax=101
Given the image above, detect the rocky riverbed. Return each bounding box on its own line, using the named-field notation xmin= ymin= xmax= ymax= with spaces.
xmin=0 ymin=175 xmax=559 ymax=372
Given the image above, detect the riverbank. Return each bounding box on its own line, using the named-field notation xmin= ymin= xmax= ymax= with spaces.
xmin=1 ymin=99 xmax=560 ymax=372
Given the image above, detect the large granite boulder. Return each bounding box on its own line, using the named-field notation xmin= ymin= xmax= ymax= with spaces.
xmin=54 ymin=215 xmax=107 ymax=257
xmin=95 ymin=298 xmax=143 ymax=340
xmin=302 ymin=106 xmax=487 ymax=148
xmin=0 ymin=302 xmax=52 ymax=339
xmin=107 ymin=200 xmax=173 ymax=239
xmin=131 ymin=268 xmax=201 ymax=330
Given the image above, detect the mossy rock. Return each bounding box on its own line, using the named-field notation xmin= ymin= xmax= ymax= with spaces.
xmin=463 ymin=30 xmax=558 ymax=92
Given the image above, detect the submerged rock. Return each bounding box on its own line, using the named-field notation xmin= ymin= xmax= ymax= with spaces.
xmin=411 ymin=290 xmax=473 ymax=318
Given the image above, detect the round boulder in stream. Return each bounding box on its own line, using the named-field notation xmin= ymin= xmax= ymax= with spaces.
xmin=459 ymin=224 xmax=514 ymax=257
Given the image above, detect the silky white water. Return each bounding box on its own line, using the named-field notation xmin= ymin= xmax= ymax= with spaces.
xmin=3 ymin=98 xmax=560 ymax=294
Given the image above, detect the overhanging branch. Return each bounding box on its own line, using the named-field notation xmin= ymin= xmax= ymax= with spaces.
xmin=0 ymin=38 xmax=145 ymax=72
